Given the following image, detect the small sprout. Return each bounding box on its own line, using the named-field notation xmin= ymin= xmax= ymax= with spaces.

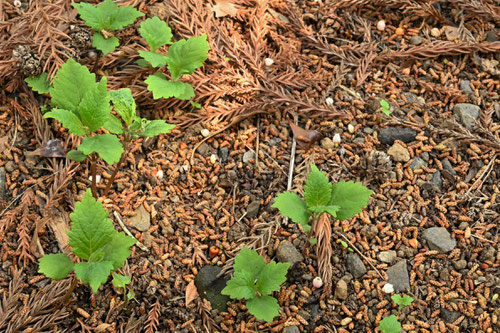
xmin=382 ymin=283 xmax=394 ymax=294
xmin=391 ymin=294 xmax=414 ymax=310
xmin=325 ymin=97 xmax=334 ymax=105
xmin=309 ymin=238 xmax=317 ymax=245
xmin=347 ymin=124 xmax=355 ymax=133
xmin=378 ymin=315 xmax=401 ymax=333
xmin=332 ymin=133 xmax=341 ymax=146
xmin=377 ymin=20 xmax=386 ymax=31
xmin=201 ymin=128 xmax=210 ymax=137
xmin=380 ymin=99 xmax=391 ymax=115
xmin=312 ymin=277 xmax=323 ymax=288
xmin=492 ymin=294 xmax=498 ymax=302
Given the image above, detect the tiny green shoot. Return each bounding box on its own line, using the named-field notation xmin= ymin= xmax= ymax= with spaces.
xmin=391 ymin=294 xmax=414 ymax=311
xmin=380 ymin=99 xmax=391 ymax=115
xmin=378 ymin=294 xmax=414 ymax=333
xmin=112 ymin=272 xmax=134 ymax=304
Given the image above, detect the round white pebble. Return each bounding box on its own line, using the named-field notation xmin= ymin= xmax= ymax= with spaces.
xmin=348 ymin=124 xmax=355 ymax=133
xmin=325 ymin=97 xmax=334 ymax=105
xmin=313 ymin=277 xmax=323 ymax=288
xmin=201 ymin=129 xmax=210 ymax=137
xmin=210 ymin=154 xmax=217 ymax=164
xmin=264 ymin=58 xmax=274 ymax=66
xmin=377 ymin=20 xmax=386 ymax=31
xmin=156 ymin=170 xmax=164 ymax=180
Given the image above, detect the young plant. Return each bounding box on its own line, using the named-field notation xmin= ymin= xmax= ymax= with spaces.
xmin=138 ymin=16 xmax=210 ymax=101
xmin=380 ymin=99 xmax=391 ymax=115
xmin=378 ymin=294 xmax=414 ymax=333
xmin=272 ymin=164 xmax=373 ymax=234
xmin=38 ymin=189 xmax=136 ymax=299
xmin=221 ymin=247 xmax=289 ymax=323
xmin=25 ymin=72 xmax=50 ymax=94
xmin=73 ymin=0 xmax=144 ymax=69
xmin=112 ymin=273 xmax=135 ymax=305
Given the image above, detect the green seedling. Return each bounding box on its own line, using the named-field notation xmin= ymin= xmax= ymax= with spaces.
xmin=38 ymin=189 xmax=136 ymax=301
xmin=112 ymin=273 xmax=135 ymax=305
xmin=25 ymin=72 xmax=50 ymax=94
xmin=380 ymin=99 xmax=391 ymax=115
xmin=221 ymin=247 xmax=289 ymax=323
xmin=338 ymin=240 xmax=354 ymax=252
xmin=272 ymin=163 xmax=373 ymax=233
xmin=138 ymin=16 xmax=210 ymax=101
xmin=378 ymin=294 xmax=414 ymax=333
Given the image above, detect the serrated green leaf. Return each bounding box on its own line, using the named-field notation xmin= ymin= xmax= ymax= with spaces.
xmin=234 ymin=247 xmax=266 ymax=277
xmin=109 ymin=89 xmax=136 ymax=126
xmin=144 ymin=73 xmax=195 ymax=100
xmin=136 ymin=59 xmax=149 ymax=67
xmin=272 ymin=192 xmax=310 ymax=229
xmin=102 ymin=231 xmax=136 ymax=270
xmin=67 ymin=150 xmax=88 ymax=162
xmin=73 ymin=0 xmax=144 ymax=31
xmin=392 ymin=294 xmax=413 ymax=309
xmin=221 ymin=271 xmax=256 ymax=300
xmin=25 ymin=73 xmax=50 ymax=94
xmin=92 ymin=33 xmax=119 ymax=55
xmin=74 ymin=261 xmax=114 ymax=293
xmin=190 ymin=101 xmax=201 ymax=109
xmin=246 ymin=295 xmax=279 ymax=323
xmin=329 ymin=180 xmax=373 ymax=221
xmin=141 ymin=120 xmax=175 ymax=137
xmin=38 ymin=253 xmax=74 ymax=280
xmin=304 ymin=164 xmax=332 ymax=207
xmin=378 ymin=315 xmax=402 ymax=333
xmin=67 ymin=189 xmax=115 ymax=260
xmin=256 ymin=261 xmax=289 ymax=295
xmin=78 ymin=134 xmax=124 ymax=164
xmin=166 ymin=35 xmax=210 ymax=80
xmin=139 ymin=16 xmax=172 ymax=51
xmin=103 ymin=114 xmax=124 ymax=134
xmin=308 ymin=204 xmax=340 ymax=217
xmin=309 ymin=238 xmax=317 ymax=245
xmin=77 ymin=77 xmax=111 ymax=133
xmin=44 ymin=109 xmax=85 ymax=136
xmin=138 ymin=50 xmax=168 ymax=68
xmin=50 ymin=58 xmax=97 ymax=113
xmin=112 ymin=273 xmax=131 ymax=289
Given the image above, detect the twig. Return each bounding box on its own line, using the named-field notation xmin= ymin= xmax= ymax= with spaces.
xmin=113 ymin=211 xmax=149 ymax=252
xmin=464 ymin=154 xmax=497 ymax=196
xmin=255 ymin=115 xmax=260 ymax=171
xmin=283 ymin=114 xmax=298 ymax=226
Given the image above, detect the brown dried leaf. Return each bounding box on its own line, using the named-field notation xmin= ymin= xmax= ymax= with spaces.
xmin=211 ymin=0 xmax=238 ymax=18
xmin=288 ymin=119 xmax=322 ymax=149
xmin=0 ymin=135 xmax=9 ymax=154
xmin=185 ymin=280 xmax=198 ymax=307
xmin=48 ymin=213 xmax=70 ymax=252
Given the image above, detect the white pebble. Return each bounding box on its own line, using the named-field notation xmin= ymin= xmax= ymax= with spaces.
xmin=312 ymin=277 xmax=323 ymax=288
xmin=14 ymin=0 xmax=22 ymax=7
xmin=332 ymin=133 xmax=341 ymax=146
xmin=181 ymin=164 xmax=189 ymax=172
xmin=325 ymin=97 xmax=334 ymax=105
xmin=347 ymin=124 xmax=355 ymax=133
xmin=431 ymin=27 xmax=441 ymax=37
xmin=88 ymin=175 xmax=101 ymax=184
xmin=210 ymin=154 xmax=217 ymax=164
xmin=382 ymin=283 xmax=394 ymax=294
xmin=264 ymin=58 xmax=274 ymax=66
xmin=377 ymin=20 xmax=386 ymax=31
xmin=155 ymin=169 xmax=164 ymax=180
xmin=200 ymin=129 xmax=210 ymax=137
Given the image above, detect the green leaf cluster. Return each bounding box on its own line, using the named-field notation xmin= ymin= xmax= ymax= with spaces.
xmin=138 ymin=17 xmax=209 ymax=100
xmin=38 ymin=189 xmax=136 ymax=293
xmin=73 ymin=0 xmax=144 ymax=54
xmin=391 ymin=294 xmax=414 ymax=310
xmin=221 ymin=248 xmax=289 ymax=323
xmin=272 ymin=163 xmax=373 ymax=232
xmin=378 ymin=315 xmax=402 ymax=333
xmin=25 ymin=73 xmax=50 ymax=94
xmin=380 ymin=99 xmax=391 ymax=115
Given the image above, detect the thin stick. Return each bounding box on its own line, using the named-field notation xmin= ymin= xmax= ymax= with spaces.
xmin=255 ymin=116 xmax=260 ymax=171
xmin=335 ymin=232 xmax=384 ymax=279
xmin=91 ymin=51 xmax=101 ymax=73
xmin=283 ymin=114 xmax=298 ymax=226
xmin=63 ymin=276 xmax=78 ymax=305
xmin=90 ymin=154 xmax=98 ymax=199
xmin=113 ymin=211 xmax=149 ymax=252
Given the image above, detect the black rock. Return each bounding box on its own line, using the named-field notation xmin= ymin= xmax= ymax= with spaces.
xmin=194 ymin=266 xmax=230 ymax=312
xmin=387 ymin=260 xmax=410 ymax=292
xmin=379 ymin=127 xmax=417 ymax=145
xmin=219 ymin=147 xmax=229 ymax=162
xmin=346 ymin=254 xmax=366 ymax=279
xmin=440 ymin=308 xmax=460 ymax=323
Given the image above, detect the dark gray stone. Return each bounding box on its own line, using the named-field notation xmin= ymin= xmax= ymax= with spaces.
xmin=430 ymin=171 xmax=442 ymax=190
xmin=197 ymin=143 xmax=210 ymax=155
xmin=282 ymin=326 xmax=300 ymax=333
xmin=403 ymin=92 xmax=425 ymax=106
xmin=379 ymin=127 xmax=417 ymax=145
xmin=441 ymin=159 xmax=456 ymax=175
xmin=453 ymin=103 xmax=480 ymax=129
xmin=423 ymin=227 xmax=456 ymax=253
xmin=276 ymin=241 xmax=303 ymax=267
xmin=410 ymin=157 xmax=427 ymax=170
xmin=195 ymin=265 xmax=230 ymax=312
xmin=246 ymin=200 xmax=261 ymax=218
xmin=409 ymin=36 xmax=423 ymax=45
xmin=440 ymin=308 xmax=460 ymax=323
xmin=219 ymin=147 xmax=229 ymax=162
xmin=242 ymin=151 xmax=255 ymax=163
xmin=269 ymin=138 xmax=282 ymax=146
xmin=387 ymin=260 xmax=410 ymax=292
xmin=0 ymin=167 xmax=5 ymax=199
xmin=459 ymin=80 xmax=474 ymax=95
xmin=346 ymin=254 xmax=366 ymax=279
xmin=486 ymin=30 xmax=499 ymax=42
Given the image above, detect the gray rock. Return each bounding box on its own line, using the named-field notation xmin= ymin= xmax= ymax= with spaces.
xmin=410 ymin=157 xmax=427 ymax=170
xmin=388 ymin=143 xmax=410 ymax=162
xmin=379 ymin=127 xmax=417 ymax=145
xmin=321 ymin=137 xmax=335 ymax=150
xmin=283 ymin=326 xmax=300 ymax=333
xmin=298 ymin=310 xmax=311 ymax=321
xmin=459 ymin=80 xmax=474 ymax=95
xmin=197 ymin=143 xmax=210 ymax=155
xmin=246 ymin=200 xmax=261 ymax=218
xmin=423 ymin=227 xmax=456 ymax=253
xmin=227 ymin=170 xmax=237 ymax=181
xmin=363 ymin=127 xmax=374 ymax=134
xmin=404 ymin=92 xmax=425 ymax=106
xmin=441 ymin=159 xmax=456 ymax=175
xmin=219 ymin=147 xmax=229 ymax=162
xmin=242 ymin=151 xmax=255 ymax=163
xmin=430 ymin=171 xmax=442 ymax=190
xmin=409 ymin=36 xmax=423 ymax=45
xmin=227 ymin=222 xmax=246 ymax=242
xmin=454 ymin=103 xmax=480 ymax=129
xmin=128 ymin=204 xmax=151 ymax=232
xmin=4 ymin=161 xmax=15 ymax=173
xmin=276 ymin=241 xmax=303 ymax=267
xmin=486 ymin=30 xmax=499 ymax=42
xmin=335 ymin=279 xmax=348 ymax=300
xmin=0 ymin=167 xmax=5 ymax=199
xmin=421 ymin=152 xmax=429 ymax=161
xmin=269 ymin=138 xmax=282 ymax=146
xmin=378 ymin=250 xmax=397 ymax=264
xmin=453 ymin=259 xmax=467 ymax=270
xmin=387 ymin=260 xmax=410 ymax=292
xmin=346 ymin=254 xmax=366 ymax=279
xmin=194 ymin=265 xmax=230 ymax=312
xmin=440 ymin=308 xmax=460 ymax=323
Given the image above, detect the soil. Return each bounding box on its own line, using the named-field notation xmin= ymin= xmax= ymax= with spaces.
xmin=0 ymin=0 xmax=499 ymax=333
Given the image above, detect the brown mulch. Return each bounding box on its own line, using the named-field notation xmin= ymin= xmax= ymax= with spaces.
xmin=0 ymin=0 xmax=499 ymax=332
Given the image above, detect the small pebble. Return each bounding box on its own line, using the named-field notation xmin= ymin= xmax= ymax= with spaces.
xmin=210 ymin=154 xmax=217 ymax=164
xmin=341 ymin=317 xmax=353 ymax=326
xmin=382 ymin=283 xmax=394 ymax=294
xmin=431 ymin=27 xmax=441 ymax=37
xmin=347 ymin=124 xmax=355 ymax=133
xmin=395 ymin=27 xmax=404 ymax=36
xmin=155 ymin=170 xmax=164 ymax=180
xmin=201 ymin=129 xmax=210 ymax=137
xmin=325 ymin=97 xmax=334 ymax=105
xmin=312 ymin=277 xmax=323 ymax=288
xmin=264 ymin=58 xmax=274 ymax=66
xmin=332 ymin=133 xmax=341 ymax=146
xmin=377 ymin=20 xmax=386 ymax=31
xmin=88 ymin=175 xmax=101 ymax=184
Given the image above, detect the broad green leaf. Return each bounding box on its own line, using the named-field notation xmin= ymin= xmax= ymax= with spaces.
xmin=77 ymin=77 xmax=111 ymax=133
xmin=50 ymin=58 xmax=97 ymax=113
xmin=309 ymin=238 xmax=317 ymax=245
xmin=138 ymin=50 xmax=168 ymax=68
xmin=330 ymin=180 xmax=373 ymax=221
xmin=102 ymin=231 xmax=136 ymax=269
xmin=166 ymin=35 xmax=210 ymax=80
xmin=272 ymin=192 xmax=310 ymax=229
xmin=110 ymin=89 xmax=136 ymax=126
xmin=308 ymin=204 xmax=340 ymax=218
xmin=103 ymin=114 xmax=124 ymax=134
xmin=255 ymin=261 xmax=289 ymax=295
xmin=112 ymin=273 xmax=131 ymax=288
xmin=25 ymin=73 xmax=50 ymax=94
xmin=246 ymin=296 xmax=279 ymax=323
xmin=233 ymin=247 xmax=266 ymax=277
xmin=139 ymin=16 xmax=172 ymax=51
xmin=141 ymin=120 xmax=175 ymax=137
xmin=67 ymin=189 xmax=115 ymax=260
xmin=392 ymin=294 xmax=413 ymax=309
xmin=73 ymin=0 xmax=144 ymax=31
xmin=44 ymin=109 xmax=85 ymax=136
xmin=221 ymin=271 xmax=256 ymax=300
xmin=304 ymin=164 xmax=331 ymax=207
xmin=67 ymin=150 xmax=88 ymax=162
xmin=78 ymin=134 xmax=124 ymax=164
xmin=74 ymin=261 xmax=114 ymax=293
xmin=144 ymin=73 xmax=194 ymax=100
xmin=136 ymin=59 xmax=149 ymax=67
xmin=38 ymin=253 xmax=74 ymax=280
xmin=92 ymin=33 xmax=119 ymax=55
xmin=378 ymin=315 xmax=401 ymax=333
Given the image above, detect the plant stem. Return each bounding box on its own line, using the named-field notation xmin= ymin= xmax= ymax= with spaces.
xmin=103 ymin=137 xmax=129 ymax=197
xmin=90 ymin=154 xmax=98 ymax=199
xmin=63 ymin=276 xmax=78 ymax=305
xmin=91 ymin=51 xmax=102 ymax=73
